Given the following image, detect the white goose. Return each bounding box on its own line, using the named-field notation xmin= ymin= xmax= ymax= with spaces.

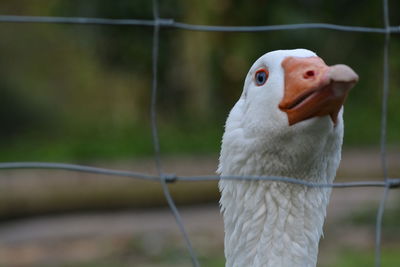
xmin=218 ymin=49 xmax=358 ymax=267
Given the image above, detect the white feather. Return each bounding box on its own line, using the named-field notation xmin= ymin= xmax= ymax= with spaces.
xmin=218 ymin=49 xmax=343 ymax=267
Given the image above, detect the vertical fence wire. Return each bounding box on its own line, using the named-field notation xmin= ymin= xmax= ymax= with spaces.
xmin=150 ymin=1 xmax=200 ymax=266
xmin=375 ymin=0 xmax=391 ymax=266
xmin=380 ymin=0 xmax=391 ymax=183
xmin=150 ymin=0 xmax=163 ymax=174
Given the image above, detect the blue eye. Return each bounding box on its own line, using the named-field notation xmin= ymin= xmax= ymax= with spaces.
xmin=255 ymin=69 xmax=268 ymax=86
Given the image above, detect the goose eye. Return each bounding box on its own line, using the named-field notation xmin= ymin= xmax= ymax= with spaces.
xmin=255 ymin=69 xmax=268 ymax=86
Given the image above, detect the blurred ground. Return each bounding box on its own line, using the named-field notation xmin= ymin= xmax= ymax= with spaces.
xmin=0 ymin=149 xmax=399 ymax=266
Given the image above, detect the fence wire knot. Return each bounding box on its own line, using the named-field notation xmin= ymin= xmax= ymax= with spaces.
xmin=157 ymin=18 xmax=174 ymax=26
xmin=162 ymin=173 xmax=178 ymax=183
xmin=388 ymin=178 xmax=400 ymax=188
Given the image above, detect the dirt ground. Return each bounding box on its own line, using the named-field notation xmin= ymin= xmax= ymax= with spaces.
xmin=0 ymin=149 xmax=399 ymax=266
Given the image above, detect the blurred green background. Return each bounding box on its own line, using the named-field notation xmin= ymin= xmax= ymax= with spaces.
xmin=0 ymin=0 xmax=399 ymax=266
xmin=0 ymin=0 xmax=399 ymax=162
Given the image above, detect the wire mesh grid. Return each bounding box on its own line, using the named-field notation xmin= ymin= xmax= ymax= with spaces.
xmin=0 ymin=0 xmax=399 ymax=266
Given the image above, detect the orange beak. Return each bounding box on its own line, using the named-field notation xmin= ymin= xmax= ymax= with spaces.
xmin=279 ymin=56 xmax=358 ymax=126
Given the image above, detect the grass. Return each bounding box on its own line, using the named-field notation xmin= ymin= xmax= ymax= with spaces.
xmin=344 ymin=200 xmax=400 ymax=235
xmin=35 ymin=245 xmax=399 ymax=267
xmin=323 ymin=248 xmax=400 ymax=267
xmin=0 ymin=116 xmax=398 ymax=163
xmin=0 ymin=122 xmax=223 ymax=162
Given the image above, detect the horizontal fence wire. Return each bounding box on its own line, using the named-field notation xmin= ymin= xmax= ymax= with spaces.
xmin=1 ymin=14 xmax=400 ymax=33
xmin=0 ymin=162 xmax=399 ymax=188
xmin=0 ymin=1 xmax=399 ymax=266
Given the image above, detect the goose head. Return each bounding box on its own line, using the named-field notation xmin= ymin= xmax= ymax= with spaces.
xmin=219 ymin=48 xmax=358 ymax=178
xmin=240 ymin=48 xmax=357 ymax=136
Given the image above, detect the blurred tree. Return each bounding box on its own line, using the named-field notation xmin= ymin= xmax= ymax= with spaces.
xmin=0 ymin=0 xmax=398 ymax=160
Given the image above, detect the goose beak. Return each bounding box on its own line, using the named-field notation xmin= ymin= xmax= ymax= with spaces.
xmin=279 ymin=56 xmax=358 ymax=126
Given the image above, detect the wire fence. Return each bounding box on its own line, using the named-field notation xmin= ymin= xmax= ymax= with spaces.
xmin=0 ymin=0 xmax=399 ymax=266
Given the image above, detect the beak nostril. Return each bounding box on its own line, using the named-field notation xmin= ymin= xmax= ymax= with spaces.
xmin=304 ymin=70 xmax=315 ymax=79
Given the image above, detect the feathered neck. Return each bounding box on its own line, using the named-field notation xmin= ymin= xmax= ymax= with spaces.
xmin=218 ymin=113 xmax=343 ymax=267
